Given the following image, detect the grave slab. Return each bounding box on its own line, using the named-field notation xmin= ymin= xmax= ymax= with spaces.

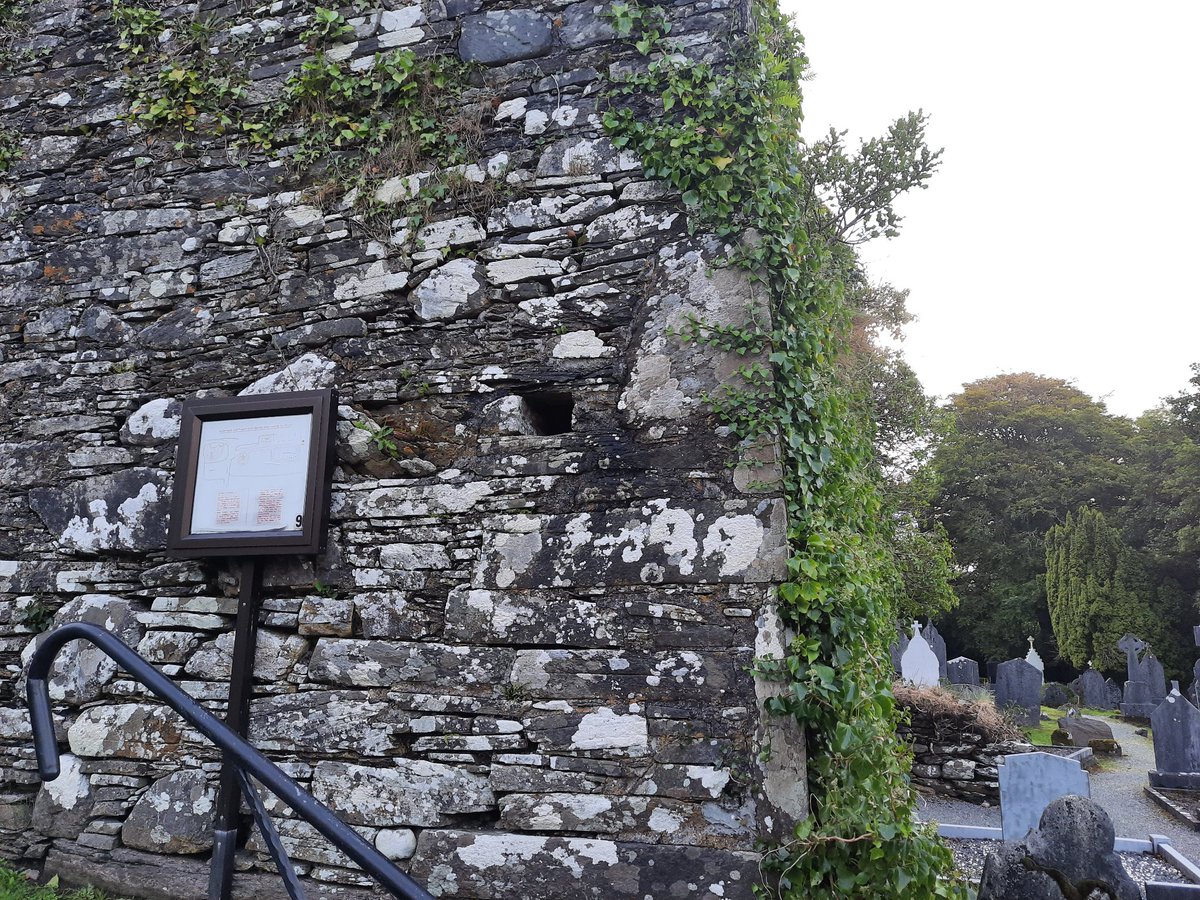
xmin=995 ymin=659 xmax=1041 ymax=726
xmin=948 ymin=656 xmax=980 ymax=687
xmin=999 ymin=751 xmax=1090 ymax=842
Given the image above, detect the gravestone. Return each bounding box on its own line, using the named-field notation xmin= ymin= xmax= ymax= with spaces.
xmin=1041 ymin=682 xmax=1071 ymax=708
xmin=980 ymin=795 xmax=1138 ymax=900
xmin=899 ymin=622 xmax=939 ymax=688
xmin=1105 ymin=678 xmax=1123 ymax=709
xmin=1146 ymin=652 xmax=1168 ymax=703
xmin=995 ymin=659 xmax=1041 ymax=726
xmin=1025 ymin=636 xmax=1044 ymax=681
xmin=889 ymin=625 xmax=909 ymax=675
xmin=1079 ymin=667 xmax=1110 ymax=709
xmin=924 ymin=621 xmax=949 ymax=682
xmin=998 ymin=752 xmax=1091 ymax=841
xmin=1149 ymin=684 xmax=1200 ymax=791
xmin=1052 ymin=714 xmax=1116 ymax=750
xmin=947 ymin=656 xmax=980 ymax=687
xmin=1118 ymin=633 xmax=1158 ymax=718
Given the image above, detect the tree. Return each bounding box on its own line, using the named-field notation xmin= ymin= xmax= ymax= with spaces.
xmin=1045 ymin=508 xmax=1165 ymax=673
xmin=799 ymin=111 xmax=943 ymax=248
xmin=800 ymin=113 xmax=959 ymax=625
xmin=929 ymin=374 xmax=1135 ymax=663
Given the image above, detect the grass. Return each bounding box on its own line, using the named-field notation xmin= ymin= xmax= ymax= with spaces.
xmin=1022 ymin=705 xmax=1130 ymax=746
xmin=0 ymin=863 xmax=111 ymax=900
xmin=1021 ymin=706 xmax=1063 ymax=745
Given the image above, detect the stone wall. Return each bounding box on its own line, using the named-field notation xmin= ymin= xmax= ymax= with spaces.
xmin=899 ymin=706 xmax=1033 ymax=805
xmin=0 ymin=0 xmax=805 ymax=897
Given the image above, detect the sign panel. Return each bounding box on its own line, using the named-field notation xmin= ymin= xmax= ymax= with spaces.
xmin=167 ymin=390 xmax=336 ymax=558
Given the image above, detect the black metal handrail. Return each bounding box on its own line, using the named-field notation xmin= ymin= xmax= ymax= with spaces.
xmin=27 ymin=622 xmax=434 ymax=900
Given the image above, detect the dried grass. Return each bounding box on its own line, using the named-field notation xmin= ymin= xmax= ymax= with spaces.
xmin=893 ymin=681 xmax=1024 ymax=743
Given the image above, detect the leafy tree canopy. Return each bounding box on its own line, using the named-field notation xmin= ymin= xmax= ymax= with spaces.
xmin=930 ymin=373 xmax=1135 ymax=662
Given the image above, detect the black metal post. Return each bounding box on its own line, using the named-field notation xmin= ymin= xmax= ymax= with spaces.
xmin=209 ymin=558 xmax=262 ymax=900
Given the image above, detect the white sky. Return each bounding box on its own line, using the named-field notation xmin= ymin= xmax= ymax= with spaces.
xmin=780 ymin=1 xmax=1200 ymax=419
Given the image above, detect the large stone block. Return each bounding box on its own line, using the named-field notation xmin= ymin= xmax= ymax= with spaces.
xmin=311 ymin=760 xmax=494 ymax=827
xmin=247 ymin=691 xmax=399 ymax=756
xmin=476 ymin=499 xmax=787 ymax=590
xmin=411 ymin=830 xmax=757 ymax=899
xmin=28 ymin=468 xmax=170 ymax=552
xmin=309 ymin=638 xmax=514 ymax=692
xmin=32 ymin=754 xmax=94 ymax=839
xmin=122 ymin=771 xmax=217 ymax=854
xmin=20 ymin=593 xmax=144 ymax=704
xmin=67 ymin=704 xmax=194 ymax=760
xmin=459 ymin=10 xmax=553 ymax=64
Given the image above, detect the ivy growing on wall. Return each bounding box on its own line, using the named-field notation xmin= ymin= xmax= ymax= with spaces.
xmin=603 ymin=3 xmax=965 ymax=897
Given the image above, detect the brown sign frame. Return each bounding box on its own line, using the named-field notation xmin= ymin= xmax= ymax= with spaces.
xmin=166 ymin=389 xmax=337 ymax=558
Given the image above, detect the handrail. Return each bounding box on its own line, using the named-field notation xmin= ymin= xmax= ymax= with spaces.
xmin=27 ymin=622 xmax=434 ymax=900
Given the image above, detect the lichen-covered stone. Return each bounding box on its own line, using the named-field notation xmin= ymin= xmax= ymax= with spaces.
xmin=121 ymin=771 xmax=217 ymax=854
xmin=67 ymin=704 xmax=193 ymax=761
xmin=28 ymin=469 xmax=170 ymax=552
xmin=20 ymin=593 xmax=144 ymax=704
xmin=311 ymin=760 xmax=494 ymax=827
xmin=410 ymin=830 xmax=757 ymax=898
xmin=32 ymin=754 xmax=94 ymax=840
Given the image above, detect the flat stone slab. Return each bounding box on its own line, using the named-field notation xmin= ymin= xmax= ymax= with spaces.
xmin=410 ymin=829 xmax=758 ymax=899
xmin=459 ymin=10 xmax=553 ymax=64
xmin=1143 ymin=786 xmax=1200 ymax=831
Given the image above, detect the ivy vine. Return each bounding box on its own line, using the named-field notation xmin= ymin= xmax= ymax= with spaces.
xmin=604 ymin=4 xmax=965 ymax=898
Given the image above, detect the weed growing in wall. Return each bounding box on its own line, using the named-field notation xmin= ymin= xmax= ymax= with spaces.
xmin=106 ymin=2 xmax=487 ymax=241
xmin=0 ymin=125 xmax=20 ymax=174
xmin=604 ymin=4 xmax=965 ymax=898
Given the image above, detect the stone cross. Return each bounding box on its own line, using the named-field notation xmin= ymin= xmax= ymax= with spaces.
xmin=1024 ymin=636 xmax=1044 ymax=678
xmin=1118 ymin=633 xmax=1147 ymax=683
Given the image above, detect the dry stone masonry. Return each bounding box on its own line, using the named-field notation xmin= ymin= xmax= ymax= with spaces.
xmin=0 ymin=1 xmax=806 ymax=897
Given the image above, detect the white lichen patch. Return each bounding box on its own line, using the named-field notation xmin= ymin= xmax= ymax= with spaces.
xmin=551 ymin=330 xmax=610 ymax=359
xmin=61 ymin=482 xmax=160 ymax=552
xmin=570 ymin=707 xmax=648 ymax=752
xmin=44 ymin=754 xmax=89 ymax=810
xmin=702 ymin=514 xmax=764 ymax=576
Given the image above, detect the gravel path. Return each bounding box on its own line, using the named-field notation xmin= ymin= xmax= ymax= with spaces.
xmin=1092 ymin=717 xmax=1200 ymax=861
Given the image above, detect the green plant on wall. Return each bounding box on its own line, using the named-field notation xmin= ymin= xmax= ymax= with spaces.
xmin=110 ymin=2 xmax=164 ymax=56
xmin=106 ymin=0 xmax=482 ymax=234
xmin=604 ymin=4 xmax=964 ymax=898
xmin=0 ymin=125 xmax=20 ymax=173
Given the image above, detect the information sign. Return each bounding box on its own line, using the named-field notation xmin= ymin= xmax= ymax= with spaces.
xmin=167 ymin=390 xmax=336 ymax=557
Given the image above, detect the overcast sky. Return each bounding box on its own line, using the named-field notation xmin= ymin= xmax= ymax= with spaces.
xmin=780 ymin=1 xmax=1200 ymax=420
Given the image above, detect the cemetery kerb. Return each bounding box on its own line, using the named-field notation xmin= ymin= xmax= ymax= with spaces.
xmin=0 ymin=3 xmax=808 ymax=898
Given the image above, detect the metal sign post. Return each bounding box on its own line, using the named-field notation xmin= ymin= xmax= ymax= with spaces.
xmin=167 ymin=390 xmax=337 ymax=900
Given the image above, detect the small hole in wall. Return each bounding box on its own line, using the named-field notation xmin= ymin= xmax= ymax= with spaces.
xmin=520 ymin=390 xmax=574 ymax=435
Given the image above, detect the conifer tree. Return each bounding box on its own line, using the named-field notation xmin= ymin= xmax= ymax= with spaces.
xmin=1045 ymin=507 xmax=1176 ymax=673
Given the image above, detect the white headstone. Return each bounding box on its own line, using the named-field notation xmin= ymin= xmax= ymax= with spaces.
xmin=1000 ymin=751 xmax=1090 ymax=841
xmin=1025 ymin=635 xmax=1044 ymax=680
xmin=900 ymin=622 xmax=939 ymax=688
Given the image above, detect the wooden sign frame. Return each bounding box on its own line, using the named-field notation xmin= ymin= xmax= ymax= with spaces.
xmin=167 ymin=389 xmax=337 ymax=558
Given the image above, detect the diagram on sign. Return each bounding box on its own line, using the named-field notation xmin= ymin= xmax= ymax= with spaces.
xmin=189 ymin=413 xmax=313 ymax=534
